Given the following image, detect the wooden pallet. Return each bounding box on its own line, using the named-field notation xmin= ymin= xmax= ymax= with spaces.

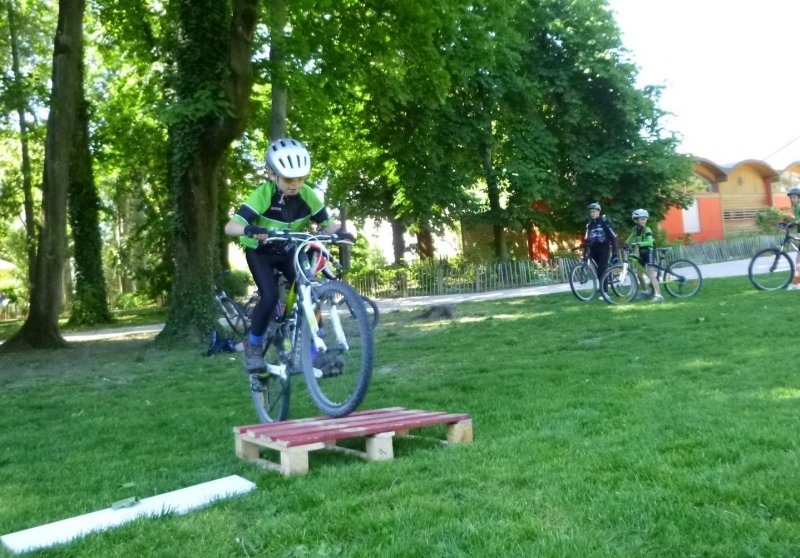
xmin=233 ymin=407 xmax=473 ymax=475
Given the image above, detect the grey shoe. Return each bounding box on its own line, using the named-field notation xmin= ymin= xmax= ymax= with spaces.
xmin=243 ymin=341 xmax=265 ymax=373
xmin=651 ymin=295 xmax=664 ymax=303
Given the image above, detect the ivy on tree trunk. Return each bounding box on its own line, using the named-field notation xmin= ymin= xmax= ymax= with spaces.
xmin=157 ymin=0 xmax=259 ymax=345
xmin=68 ymin=96 xmax=113 ymax=326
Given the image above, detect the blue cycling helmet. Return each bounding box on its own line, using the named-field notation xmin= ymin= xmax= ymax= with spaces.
xmin=587 ymin=202 xmax=601 ymax=211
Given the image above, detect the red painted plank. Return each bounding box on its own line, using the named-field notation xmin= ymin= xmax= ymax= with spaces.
xmin=247 ymin=411 xmax=458 ymax=443
xmin=234 ymin=408 xmax=471 ymax=448
xmin=280 ymin=414 xmax=471 ymax=447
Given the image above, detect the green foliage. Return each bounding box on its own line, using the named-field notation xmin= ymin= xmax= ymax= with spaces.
xmin=112 ymin=290 xmax=157 ymax=310
xmin=754 ymin=207 xmax=788 ymax=234
xmin=216 ymin=269 xmax=251 ymax=299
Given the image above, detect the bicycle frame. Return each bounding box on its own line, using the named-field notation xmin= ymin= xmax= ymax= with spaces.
xmin=260 ymin=232 xmax=348 ymax=373
xmin=775 ymin=228 xmax=800 ymax=257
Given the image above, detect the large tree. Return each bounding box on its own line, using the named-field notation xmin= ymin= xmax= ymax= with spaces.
xmin=0 ymin=1 xmax=55 ymax=282
xmin=0 ymin=0 xmax=85 ymax=352
xmin=67 ymin=93 xmax=113 ymax=326
xmin=157 ymin=0 xmax=259 ymax=343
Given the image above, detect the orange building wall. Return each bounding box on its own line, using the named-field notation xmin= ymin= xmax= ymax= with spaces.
xmin=661 ymin=196 xmax=723 ymax=243
xmin=661 ymin=207 xmax=684 ymax=241
xmin=694 ymin=197 xmax=724 ymax=242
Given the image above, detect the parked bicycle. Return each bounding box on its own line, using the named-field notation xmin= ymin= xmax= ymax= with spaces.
xmin=249 ymin=230 xmax=374 ymax=422
xmin=748 ymin=223 xmax=800 ymax=290
xmin=568 ymin=244 xmax=600 ymax=301
xmin=214 ymin=271 xmax=248 ymax=337
xmin=600 ymin=244 xmax=703 ymax=305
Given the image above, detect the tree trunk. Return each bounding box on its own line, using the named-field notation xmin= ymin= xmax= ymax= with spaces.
xmin=217 ymin=162 xmax=232 ymax=271
xmin=389 ymin=216 xmax=406 ymax=266
xmin=480 ymin=144 xmax=508 ymax=262
xmin=67 ymin=95 xmax=113 ymax=325
xmin=0 ymin=0 xmax=85 ymax=352
xmin=416 ymin=226 xmax=435 ymax=260
xmin=7 ymin=4 xmax=37 ymax=284
xmin=157 ymin=0 xmax=259 ymax=345
xmin=267 ymin=0 xmax=287 ymax=140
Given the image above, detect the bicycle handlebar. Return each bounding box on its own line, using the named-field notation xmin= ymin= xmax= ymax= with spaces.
xmin=258 ymin=228 xmax=355 ymax=246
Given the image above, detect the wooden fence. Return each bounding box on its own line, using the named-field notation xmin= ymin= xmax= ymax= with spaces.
xmin=0 ymin=235 xmax=785 ymax=323
xmin=349 ymin=235 xmax=782 ymax=300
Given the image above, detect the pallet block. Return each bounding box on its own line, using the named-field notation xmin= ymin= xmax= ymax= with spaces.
xmin=233 ymin=407 xmax=473 ymax=475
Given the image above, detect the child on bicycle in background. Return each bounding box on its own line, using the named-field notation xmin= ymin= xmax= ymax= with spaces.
xmin=224 ymin=138 xmax=355 ymax=373
xmin=627 ymin=209 xmax=664 ymax=302
xmin=784 ymin=187 xmax=800 ymax=290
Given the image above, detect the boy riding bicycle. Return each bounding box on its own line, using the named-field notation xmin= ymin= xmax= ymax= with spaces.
xmin=626 ymin=209 xmax=664 ymax=303
xmin=784 ymin=186 xmax=800 ymax=290
xmin=224 ymin=138 xmax=355 ymax=372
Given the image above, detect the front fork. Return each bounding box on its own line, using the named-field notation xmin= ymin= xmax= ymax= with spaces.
xmin=298 ymin=283 xmax=350 ymax=353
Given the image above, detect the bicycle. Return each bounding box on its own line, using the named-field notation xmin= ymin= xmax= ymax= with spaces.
xmin=748 ymin=223 xmax=800 ymax=290
xmin=599 ymin=244 xmax=703 ymax=305
xmin=243 ymin=288 xmax=379 ymax=330
xmin=214 ymin=271 xmax=248 ymax=337
xmin=568 ymin=244 xmax=599 ymax=302
xmin=249 ymin=230 xmax=374 ymax=422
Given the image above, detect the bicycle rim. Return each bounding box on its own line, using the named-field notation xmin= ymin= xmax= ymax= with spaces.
xmin=301 ymin=281 xmax=374 ymax=417
xmin=663 ymin=259 xmax=702 ymax=298
xmin=569 ymin=264 xmax=597 ymax=302
xmin=749 ymin=249 xmax=794 ymax=291
xmin=250 ymin=333 xmax=291 ymax=423
xmin=600 ymin=265 xmax=638 ymax=305
xmin=220 ymin=297 xmax=247 ymax=336
xmin=362 ymin=295 xmax=380 ymax=329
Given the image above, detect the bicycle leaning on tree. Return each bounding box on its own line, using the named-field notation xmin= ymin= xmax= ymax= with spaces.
xmin=748 ymin=222 xmax=800 ymax=290
xmin=248 ymin=230 xmax=374 ymax=423
xmin=213 ymin=271 xmax=248 ymax=337
xmin=599 ymin=243 xmax=703 ymax=305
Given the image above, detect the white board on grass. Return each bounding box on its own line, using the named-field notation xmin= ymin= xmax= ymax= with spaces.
xmin=1 ymin=475 xmax=256 ymax=555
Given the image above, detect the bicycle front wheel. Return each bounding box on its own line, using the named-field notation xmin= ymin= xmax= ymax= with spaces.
xmin=663 ymin=259 xmax=703 ymax=298
xmin=300 ymin=281 xmax=374 ymax=417
xmin=250 ymin=326 xmax=291 ymax=423
xmin=569 ymin=263 xmax=598 ymax=302
xmin=749 ymin=248 xmax=794 ymax=291
xmin=600 ymin=265 xmax=638 ymax=305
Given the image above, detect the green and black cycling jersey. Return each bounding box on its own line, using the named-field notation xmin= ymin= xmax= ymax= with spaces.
xmin=627 ymin=224 xmax=656 ymax=265
xmin=626 ymin=224 xmax=655 ymax=249
xmin=232 ymin=181 xmax=332 ymax=249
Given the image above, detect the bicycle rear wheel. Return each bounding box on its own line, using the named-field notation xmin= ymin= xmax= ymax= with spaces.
xmin=663 ymin=259 xmax=702 ymax=298
xmin=749 ymin=248 xmax=794 ymax=291
xmin=600 ymin=265 xmax=638 ymax=305
xmin=569 ymin=263 xmax=598 ymax=302
xmin=219 ymin=296 xmax=248 ymax=336
xmin=337 ymin=295 xmax=380 ymax=329
xmin=300 ymin=281 xmax=374 ymax=417
xmin=250 ymin=326 xmax=291 ymax=423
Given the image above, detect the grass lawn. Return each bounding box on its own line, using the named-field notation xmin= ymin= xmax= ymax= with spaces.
xmin=1 ymin=276 xmax=799 ymax=557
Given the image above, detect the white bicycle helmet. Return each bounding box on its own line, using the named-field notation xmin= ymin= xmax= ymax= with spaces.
xmin=632 ymin=208 xmax=649 ymax=220
xmin=587 ymin=202 xmax=601 ymax=211
xmin=266 ymin=138 xmax=312 ymax=179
